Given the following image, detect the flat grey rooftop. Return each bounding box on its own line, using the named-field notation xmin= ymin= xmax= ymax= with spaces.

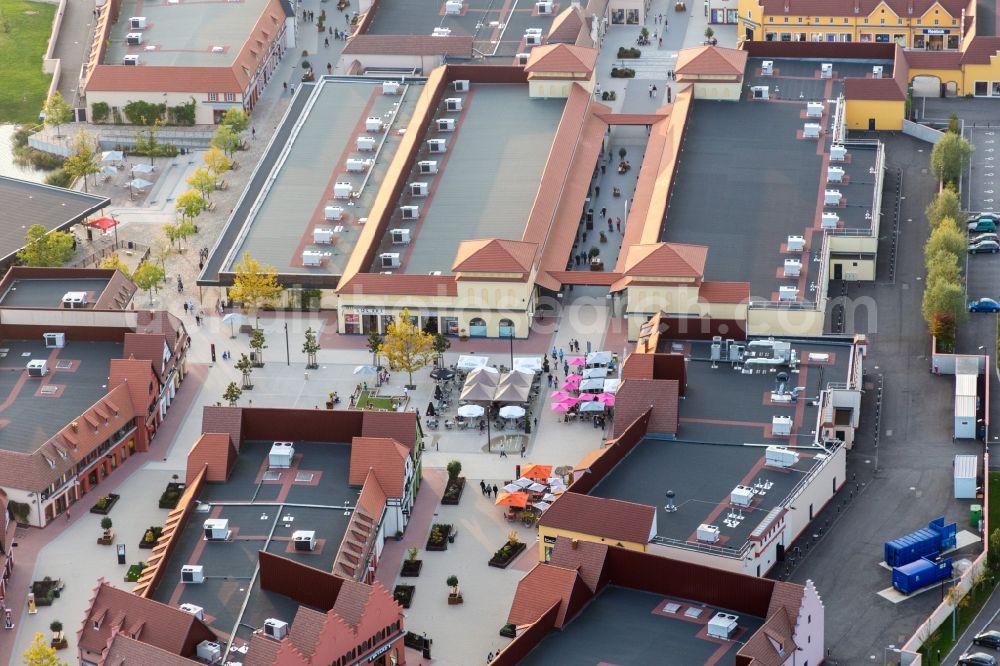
xmin=742 ymin=57 xmax=894 ymax=102
xmin=226 ymin=78 xmax=424 ymax=278
xmin=0 ymin=177 xmax=108 ymax=263
xmin=365 ymin=0 xmax=554 ymax=56
xmin=379 ymin=84 xmax=564 ymax=274
xmin=520 ymin=586 xmax=764 ymax=666
xmin=664 ymin=98 xmax=877 ymax=299
xmin=0 ymin=278 xmax=111 ymax=308
xmin=106 ymin=0 xmax=272 ymax=68
xmin=0 ymin=340 xmax=121 ymax=453
xmin=153 ymin=441 xmax=355 ymax=644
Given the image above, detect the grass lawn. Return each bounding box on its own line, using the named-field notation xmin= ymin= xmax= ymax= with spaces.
xmin=356 ymin=390 xmax=396 ymax=410
xmin=0 ymin=0 xmax=55 ymax=123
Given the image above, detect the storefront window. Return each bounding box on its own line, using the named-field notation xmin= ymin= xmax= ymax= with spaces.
xmin=893 ymin=34 xmax=906 ymax=46
xmin=765 ymin=32 xmax=776 ymax=41
xmin=874 ymin=33 xmax=889 ymax=42
xmin=381 ymin=315 xmax=395 ymax=332
xmin=443 ymin=317 xmax=459 ymax=336
xmin=992 ymin=81 xmax=1000 ymax=97
xmin=626 ymin=8 xmax=640 ymax=23
xmin=498 ymin=319 xmax=515 ymax=338
xmin=780 ymin=32 xmax=791 ymax=41
xmin=860 ymin=33 xmax=872 ymax=42
xmin=913 ymin=34 xmax=925 ymax=48
xmin=611 ymin=8 xmax=625 ymax=23
xmin=826 ymin=33 xmax=837 ymax=42
xmin=469 ymin=317 xmax=488 ymax=337
xmin=974 ymin=81 xmax=988 ymax=96
xmin=947 ymin=35 xmax=959 ymax=49
xmin=344 ymin=313 xmax=361 ymax=334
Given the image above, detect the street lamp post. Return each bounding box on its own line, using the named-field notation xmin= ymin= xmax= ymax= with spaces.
xmin=883 ymin=645 xmax=901 ymax=666
xmin=109 ymin=212 xmax=120 ymax=250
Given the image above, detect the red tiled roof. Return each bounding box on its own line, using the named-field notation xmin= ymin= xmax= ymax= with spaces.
xmin=611 ymin=378 xmax=680 ymax=438
xmin=103 ymin=635 xmax=199 ymax=666
xmin=87 ymin=65 xmax=243 ymax=93
xmin=961 ymin=37 xmax=1000 ymax=64
xmin=620 ymin=353 xmax=654 ymax=380
xmin=349 ymin=436 xmax=408 ymax=496
xmin=547 ymin=6 xmax=585 ymax=43
xmin=452 ymin=239 xmax=538 ymax=273
xmin=287 ymin=606 xmax=326 ymax=657
xmin=123 ymin=332 xmax=168 ymax=379
xmin=342 ymin=35 xmax=474 ymax=57
xmin=93 ymin=270 xmax=137 ymax=310
xmin=109 ymin=357 xmax=158 ymax=422
xmin=548 ymin=536 xmax=609 ymax=593
xmin=202 ymin=405 xmax=244 ymax=449
xmin=675 ymin=45 xmax=748 ymax=77
xmin=245 ymin=632 xmax=281 ymax=666
xmin=332 ymin=578 xmax=376 ymax=628
xmin=621 ymin=242 xmax=707 ymax=278
xmin=843 ymin=77 xmax=905 ymax=101
xmin=539 ymin=492 xmax=656 ymax=545
xmin=135 ymin=310 xmax=188 ymax=355
xmin=699 ymin=280 xmax=750 ymax=304
xmin=507 ymin=563 xmax=589 ymax=628
xmin=903 ymin=49 xmax=963 ymax=69
xmin=339 ymin=273 xmax=458 ymax=297
xmin=334 ymin=470 xmax=386 ymax=580
xmin=360 ymin=410 xmax=418 ymax=450
xmin=186 ymin=432 xmax=237 ymax=484
xmin=524 ymin=44 xmax=598 ymax=75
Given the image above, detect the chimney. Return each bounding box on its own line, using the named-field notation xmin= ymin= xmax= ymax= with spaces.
xmin=571 ymin=539 xmax=579 ymax=550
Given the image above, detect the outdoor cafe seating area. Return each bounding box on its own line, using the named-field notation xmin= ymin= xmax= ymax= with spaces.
xmin=550 ymin=351 xmax=618 ymax=426
xmin=494 ymin=464 xmax=569 ymax=526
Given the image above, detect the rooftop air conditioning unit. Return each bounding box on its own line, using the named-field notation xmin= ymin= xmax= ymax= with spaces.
xmin=730 ymin=485 xmax=754 ymax=507
xmin=123 ymin=54 xmax=140 ymax=65
xmin=263 ymin=618 xmax=289 ymax=640
xmin=761 ymin=60 xmax=773 ymax=76
xmin=778 ymin=286 xmax=799 ymax=301
xmin=830 ymin=144 xmax=847 ymax=161
xmin=444 ymin=97 xmax=462 ymax=112
xmin=302 ymin=251 xmax=323 ymax=266
xmin=126 ymin=32 xmax=143 ymax=45
xmin=62 ymin=291 xmax=87 ymax=308
xmin=772 ymin=415 xmax=793 ymax=436
xmin=806 ymin=102 xmax=823 ymax=118
xmin=381 ymin=253 xmax=401 ymax=268
xmin=411 ymin=182 xmax=429 ymax=197
xmin=432 ymin=27 xmax=452 ymax=36
xmin=292 ymin=530 xmax=316 ymax=551
xmin=803 ymin=123 xmax=820 ymax=138
xmin=428 ymin=139 xmax=446 ymax=153
xmin=786 ymin=235 xmax=805 ymax=252
xmin=130 ymin=16 xmax=147 ymax=29
xmin=269 ymin=441 xmax=295 ymax=468
xmin=820 ymin=62 xmax=833 ymax=78
xmin=437 ymin=118 xmax=456 ymax=131
xmin=516 ymin=52 xmax=530 ymax=65
xmin=401 ymin=205 xmax=419 ymax=220
xmin=707 ymin=613 xmax=739 ymax=640
xmin=365 ymin=117 xmax=384 ymax=132
xmin=181 ymin=565 xmax=204 ymax=584
xmin=454 ymin=79 xmax=470 ymax=92
xmin=203 ymin=518 xmax=230 ymax=541
xmin=382 ymin=81 xmax=400 ymax=95
xmin=872 ymin=65 xmax=884 ymax=78
xmin=333 ymin=182 xmax=353 ymax=199
xmin=827 ymin=166 xmax=845 ymax=183
xmin=44 ymin=332 xmax=66 ymax=348
xmin=324 ymin=205 xmax=343 ymax=220
xmin=783 ymin=259 xmax=802 ymax=277
xmin=525 ymin=28 xmax=543 ymax=35
xmin=824 ymin=189 xmax=842 ymax=206
xmin=418 ymin=160 xmax=438 ymax=173
xmin=313 ymin=227 xmax=334 ymax=244
xmin=696 ymin=524 xmax=720 ymax=543
xmin=196 ymin=640 xmax=222 ymax=664
xmin=526 ymin=33 xmax=542 ymax=45
xmin=751 ymin=86 xmax=769 ymax=100
xmin=445 ymin=0 xmax=463 ymax=14
xmin=391 ymin=228 xmax=411 ymax=244
xmin=766 ymin=445 xmax=800 ymax=468
xmin=821 ymin=212 xmax=840 ymax=228
xmin=178 ymin=603 xmax=204 ymax=621
xmin=346 ymin=158 xmax=370 ymax=173
xmin=537 ymin=1 xmax=553 ymax=13
xmin=26 ymin=360 xmax=48 ymax=377
xmin=357 ymin=136 xmax=376 ymax=151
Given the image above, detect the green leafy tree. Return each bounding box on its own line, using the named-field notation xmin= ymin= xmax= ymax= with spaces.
xmin=186 ymin=167 xmax=216 ymax=200
xmin=924 ymin=219 xmax=965 ymax=265
xmin=249 ymin=328 xmax=267 ymax=366
xmin=223 ymin=381 xmax=242 ymax=407
xmin=989 ymin=528 xmax=1000 ymax=572
xmin=432 ymin=333 xmax=451 ymax=365
xmin=931 ymin=131 xmax=974 ymax=185
xmin=367 ymin=332 xmax=383 ymax=366
xmin=922 ymin=277 xmax=966 ymax=332
xmin=925 ymin=186 xmax=962 ymax=229
xmin=227 ymin=252 xmax=283 ymax=327
xmin=925 ymin=250 xmax=962 ymax=287
xmin=22 ymin=632 xmax=66 ymax=666
xmin=948 ymin=112 xmax=960 ymax=135
xmin=236 ymin=353 xmax=254 ymax=389
xmin=132 ymin=261 xmax=166 ymax=303
xmin=204 ymin=147 xmax=231 ymax=177
xmin=175 ymin=189 xmax=206 ymax=223
xmin=62 ymin=130 xmax=100 ymax=192
xmin=303 ymin=327 xmax=320 ymax=369
xmin=42 ymin=92 xmax=72 ymax=138
xmin=210 ymin=124 xmax=240 ymax=157
xmin=380 ymin=307 xmax=435 ymax=386
xmin=98 ymin=252 xmax=131 ymax=278
xmin=221 ymin=108 xmax=250 ymax=134
xmin=17 ymin=224 xmax=74 ymax=267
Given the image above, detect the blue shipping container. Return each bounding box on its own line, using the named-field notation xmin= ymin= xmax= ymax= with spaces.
xmin=884 ymin=517 xmax=958 ymax=567
xmin=892 ymin=557 xmax=953 ymax=595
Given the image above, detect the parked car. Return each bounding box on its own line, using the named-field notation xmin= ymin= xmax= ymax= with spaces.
xmin=969 ymin=240 xmax=1000 ymax=253
xmin=970 ymin=218 xmax=999 ymax=233
xmin=971 ymin=232 xmax=1000 ymax=244
xmin=959 ymin=653 xmax=998 ymax=666
xmin=974 ymin=630 xmax=1000 ymax=649
xmin=968 ymin=213 xmax=1000 ymax=224
xmin=969 ymin=298 xmax=1000 ymax=313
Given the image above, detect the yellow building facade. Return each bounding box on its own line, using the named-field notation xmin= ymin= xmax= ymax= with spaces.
xmin=538 ymin=527 xmax=648 ymax=561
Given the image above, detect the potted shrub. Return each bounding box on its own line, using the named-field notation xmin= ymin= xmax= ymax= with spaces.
xmin=488 ymin=530 xmax=527 ymax=569
xmin=393 ymin=584 xmax=415 ymax=609
xmin=599 ymin=231 xmax=608 ymax=243
xmin=442 ymin=460 xmax=465 ymax=505
xmin=326 ymin=392 xmax=336 ymax=409
xmin=90 ymin=493 xmax=120 ymax=514
xmin=447 ymin=575 xmax=463 ymax=604
xmin=426 ymin=523 xmax=451 ymax=551
xmin=98 ymin=517 xmax=114 ymax=545
xmin=139 ymin=526 xmax=163 ymax=549
xmin=50 ymin=620 xmax=67 ymax=649
xmin=500 ymin=623 xmax=517 ymax=638
xmin=395 ymin=530 xmax=404 ymax=541
xmin=401 ymin=547 xmax=422 ymax=577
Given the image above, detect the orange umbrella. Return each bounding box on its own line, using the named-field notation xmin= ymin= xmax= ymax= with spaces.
xmin=521 ymin=464 xmax=553 ymax=480
xmin=495 ymin=491 xmax=529 ymax=508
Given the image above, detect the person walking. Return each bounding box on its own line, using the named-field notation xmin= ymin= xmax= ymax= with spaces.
xmin=492 ymin=484 xmax=498 ymax=496
xmin=480 ymin=480 xmax=487 ymax=495
xmin=499 ymin=442 xmax=507 ymax=458
xmin=563 ymin=361 xmax=569 ymax=375
xmin=648 ymin=84 xmax=653 ymax=98
xmin=558 ymin=348 xmax=564 ymax=362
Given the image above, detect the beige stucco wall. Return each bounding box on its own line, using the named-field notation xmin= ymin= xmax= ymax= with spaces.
xmin=337 ymin=52 xmax=444 ymax=75
xmin=693 ymin=82 xmax=742 ymax=101
xmin=830 ymin=258 xmax=876 ymax=281
xmin=528 ymin=73 xmax=595 ymax=98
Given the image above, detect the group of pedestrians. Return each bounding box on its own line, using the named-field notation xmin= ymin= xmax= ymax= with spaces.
xmin=479 ymin=481 xmax=500 ymax=498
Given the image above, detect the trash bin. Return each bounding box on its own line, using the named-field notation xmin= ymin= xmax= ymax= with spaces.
xmin=971 ymin=504 xmax=983 ymax=527
xmin=249 ymin=352 xmax=257 ymax=363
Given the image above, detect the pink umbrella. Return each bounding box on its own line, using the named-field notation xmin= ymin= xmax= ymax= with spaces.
xmin=566 ymin=374 xmax=583 ymax=381
xmin=577 ymin=393 xmax=598 ymax=401
xmin=549 ymin=390 xmax=571 ymax=400
xmin=569 ymin=357 xmax=585 ymax=366
xmin=597 ymin=393 xmax=616 ymax=406
xmin=551 ymin=401 xmax=573 ymax=412
xmin=561 ymin=380 xmax=580 ymax=390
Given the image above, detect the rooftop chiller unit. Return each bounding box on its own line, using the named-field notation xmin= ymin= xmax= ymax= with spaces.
xmin=178 ymin=603 xmax=204 ymax=621
xmin=783 ymin=259 xmax=802 ymax=277
xmin=437 ymin=118 xmax=456 ymax=131
xmin=196 ymin=641 xmax=221 ymax=664
xmin=696 ymin=524 xmax=720 ymax=543
xmin=302 ymin=251 xmax=323 ymax=266
xmin=444 ymin=97 xmax=463 ymax=112
xmin=771 ymin=416 xmax=793 ymax=436
xmin=357 ymin=136 xmax=376 ymax=151
xmin=707 ymin=612 xmax=739 ymax=639
xmin=346 ymin=158 xmax=371 ymax=173
xmin=778 ymin=286 xmax=798 ymax=301
xmin=537 ymin=1 xmax=553 ymax=13
xmin=526 ymin=32 xmax=542 ymax=45
xmin=761 ymin=60 xmax=773 ymax=75
xmin=126 ymin=32 xmax=143 ymax=45
xmin=821 ymin=212 xmax=840 ymax=229
xmin=428 ymin=139 xmax=446 ymax=153
xmin=130 ymin=16 xmax=147 ymax=29
xmin=381 ymin=253 xmax=401 ymax=268
xmin=765 ymin=445 xmax=799 ymax=468
xmin=313 ymin=228 xmax=334 ymax=244
xmin=954 ymin=454 xmax=978 ymax=499
xmin=806 ymin=102 xmax=823 ymax=118
xmin=432 ymin=27 xmax=452 ymax=36
xmin=872 ymin=65 xmax=884 ymax=78
xmin=333 ymin=182 xmax=353 ymax=199
xmin=824 ymin=190 xmax=842 ymax=206
xmin=26 ymin=360 xmax=48 ymax=377
xmin=454 ymin=79 xmax=470 ymax=92
xmin=820 ymin=63 xmax=833 ymax=78
xmin=787 ymin=235 xmax=805 ymax=252
xmin=382 ymin=81 xmax=400 ymax=95
xmin=401 ymin=205 xmax=419 ymax=220
xmin=123 ymin=54 xmax=140 ymax=65
xmin=418 ymin=160 xmax=438 ymax=174
xmin=44 ymin=331 xmax=66 ymax=348
xmin=264 ymin=619 xmax=289 ymax=640
xmin=62 ymin=291 xmax=88 ymax=308
xmin=203 ymin=518 xmax=230 ymax=541
xmin=803 ymin=123 xmax=820 ymax=138
xmin=827 ymin=166 xmax=845 ymax=183
xmin=365 ymin=117 xmax=384 ymax=132
xmin=410 ymin=182 xmax=429 ymax=197
xmin=269 ymin=441 xmax=295 ymax=468
xmin=293 ymin=530 xmax=316 ymax=551
xmin=181 ymin=565 xmax=204 ymax=584
xmin=830 ymin=145 xmax=848 ymax=161
xmin=391 ymin=229 xmax=411 ymax=244
xmin=516 ymin=52 xmax=530 ymax=65
xmin=751 ymin=86 xmax=769 ymax=100
xmin=445 ymin=0 xmax=463 ymax=14
xmin=324 ymin=205 xmax=343 ymax=220
xmin=730 ymin=485 xmax=754 ymax=507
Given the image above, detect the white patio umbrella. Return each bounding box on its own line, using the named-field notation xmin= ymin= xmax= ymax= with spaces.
xmin=503 ymin=483 xmax=522 ymax=493
xmin=101 ymin=150 xmax=124 ymax=162
xmin=546 ymin=477 xmax=565 ymax=486
xmin=579 ymin=378 xmax=604 ymax=392
xmin=353 ymin=365 xmax=378 ymax=376
xmin=99 ymin=165 xmax=117 ymax=177
xmin=457 ymin=404 xmax=485 ymax=418
xmin=127 ymin=178 xmax=153 ymax=190
xmin=456 ymin=355 xmax=489 ymax=371
xmin=533 ymin=501 xmax=552 ymax=512
xmin=130 ymin=163 xmax=154 ymax=174
xmin=542 ymin=493 xmax=557 ymax=502
xmin=514 ymin=477 xmax=534 ymax=488
xmin=586 ymin=351 xmax=613 ymax=366
xmin=528 ymin=482 xmax=546 ymax=492
xmin=603 ymin=378 xmax=621 ymax=393
xmin=583 ymin=366 xmax=609 ymax=379
xmin=512 ymin=356 xmax=542 ymax=373
xmin=222 ymin=312 xmax=247 ymax=338
xmin=499 ymin=405 xmax=526 ymax=419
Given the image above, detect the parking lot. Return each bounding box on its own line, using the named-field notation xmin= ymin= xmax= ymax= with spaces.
xmin=945 ymin=606 xmax=1000 ymax=665
xmin=967 ymin=127 xmax=1000 ymax=214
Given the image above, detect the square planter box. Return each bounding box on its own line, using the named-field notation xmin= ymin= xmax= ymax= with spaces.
xmin=89 ymin=493 xmax=120 ymax=515
xmin=488 ymin=541 xmax=526 ymax=569
xmin=441 ymin=478 xmax=465 ymax=505
xmin=400 ymin=560 xmax=423 ymax=577
xmin=393 ymin=584 xmax=415 ymax=609
xmin=425 ymin=524 xmax=451 ymax=551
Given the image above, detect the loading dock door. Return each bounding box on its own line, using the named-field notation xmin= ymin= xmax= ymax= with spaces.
xmin=912 ymin=75 xmax=942 ymax=98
